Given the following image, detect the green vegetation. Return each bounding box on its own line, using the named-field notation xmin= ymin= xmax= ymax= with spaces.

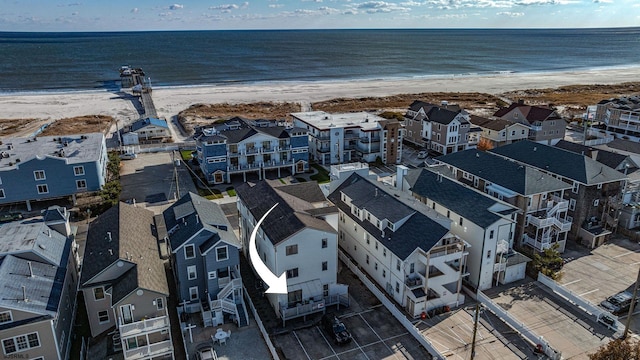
xmin=198 ymin=187 xmax=223 ymax=199
xmin=226 ymin=187 xmax=236 ymax=196
xmin=180 ymin=150 xmax=194 ymax=161
xmin=310 ymin=163 xmax=330 ymax=183
xmin=279 ymin=178 xmax=286 ymax=184
xmin=295 ymin=177 xmax=307 ymax=183
xmin=378 ymin=111 xmax=404 ymax=122
xmin=85 ymin=151 xmax=122 ymax=215
xmin=589 ymin=338 xmax=640 ymax=359
xmin=531 ymin=243 xmax=564 ymax=280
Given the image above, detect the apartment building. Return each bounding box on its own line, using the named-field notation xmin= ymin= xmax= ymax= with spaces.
xmin=491 ymin=141 xmax=627 ymax=248
xmin=0 ymin=133 xmax=107 ymax=210
xmin=437 ymin=149 xmax=573 ymax=254
xmin=469 ymin=115 xmax=530 ymax=149
xmin=328 ymin=173 xmax=467 ymax=318
xmin=595 ymin=96 xmax=640 ymax=137
xmin=195 ymin=117 xmax=309 ymax=184
xmin=291 ymin=111 xmax=403 ymax=165
xmin=161 ymin=192 xmax=248 ymax=327
xmin=236 ymin=181 xmax=348 ymax=326
xmin=403 ymin=100 xmax=476 ymax=155
xmin=80 ymin=202 xmax=173 ymax=360
xmin=0 ymin=206 xmax=78 ymax=360
xmin=494 ymin=101 xmax=565 ymax=145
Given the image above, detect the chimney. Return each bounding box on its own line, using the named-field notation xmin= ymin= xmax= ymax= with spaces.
xmin=22 ymin=286 xmax=28 ymax=302
xmin=108 ymin=249 xmax=113 ymax=256
xmin=196 ymin=214 xmax=200 ymax=224
xmin=375 ymin=188 xmax=378 ymax=197
xmin=47 ymin=229 xmax=51 ymax=237
xmin=27 ymin=261 xmax=34 ymax=277
xmin=107 ymin=231 xmax=112 ymax=242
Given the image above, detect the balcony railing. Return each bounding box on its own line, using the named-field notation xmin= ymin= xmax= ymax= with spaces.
xmin=344 ymin=132 xmax=360 ymax=139
xmin=124 ymin=339 xmax=173 ymax=360
xmin=280 ymin=298 xmax=326 ymax=321
xmin=493 ymin=262 xmax=506 ymax=273
xmin=119 ymin=315 xmax=169 ymax=338
xmin=228 ymin=163 xmax=262 ymax=172
xmin=522 ymin=234 xmax=564 ymax=252
xmin=429 ymin=242 xmax=465 ymax=259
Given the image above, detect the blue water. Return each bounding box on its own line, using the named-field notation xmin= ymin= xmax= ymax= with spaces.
xmin=0 ymin=28 xmax=639 ymax=93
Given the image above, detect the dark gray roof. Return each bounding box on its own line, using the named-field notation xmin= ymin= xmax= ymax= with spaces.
xmin=81 ymin=203 xmax=168 ymax=296
xmin=490 ymin=140 xmax=626 ymax=185
xmin=41 ymin=206 xmax=68 ymax=223
xmin=198 ymin=117 xmax=294 ymax=144
xmin=426 ymin=107 xmax=466 ymax=125
xmin=328 ymin=174 xmax=450 ymax=259
xmin=469 ymin=115 xmax=521 ymax=131
xmin=339 ymin=177 xmax=414 ymax=223
xmin=236 ymin=181 xmax=336 ymax=245
xmin=607 ymin=139 xmax=640 ymax=155
xmin=406 ymin=168 xmax=516 ymax=228
xmin=163 ymin=192 xmax=239 ymax=252
xmin=274 ymin=181 xmax=327 ymax=203
xmin=437 ymin=149 xmax=570 ymax=195
xmin=555 ymin=140 xmax=634 ymax=170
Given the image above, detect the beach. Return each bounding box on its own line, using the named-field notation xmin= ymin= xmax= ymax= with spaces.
xmin=1 ymin=67 xmax=639 ymax=129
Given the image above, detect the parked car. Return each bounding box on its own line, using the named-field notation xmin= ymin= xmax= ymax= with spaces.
xmin=322 ymin=315 xmax=352 ymax=345
xmin=600 ymin=290 xmax=638 ymax=315
xmin=119 ymin=153 xmax=137 ymax=160
xmin=196 ymin=345 xmax=216 ymax=360
xmin=417 ymin=150 xmax=429 ymax=159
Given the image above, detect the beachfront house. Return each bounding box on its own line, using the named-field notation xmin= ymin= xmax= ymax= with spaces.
xmin=0 ymin=206 xmax=78 ymax=360
xmin=291 ymin=111 xmax=403 ymax=165
xmin=403 ymin=100 xmax=476 ymax=155
xmin=0 ymin=133 xmax=107 ymax=211
xmin=328 ymin=172 xmax=468 ymax=318
xmin=236 ymin=180 xmax=348 ymax=326
xmin=121 ymin=118 xmax=171 ymax=145
xmin=595 ymin=96 xmax=640 ymax=138
xmin=491 ymin=141 xmax=627 ymax=248
xmin=161 ymin=192 xmax=249 ymax=328
xmin=436 ymin=149 xmax=572 ymax=254
xmin=468 ymin=115 xmax=530 ymax=149
xmin=493 ymin=100 xmax=566 ymax=145
xmin=395 ymin=166 xmax=526 ymax=291
xmin=195 ymin=117 xmax=309 ymax=184
xmin=79 ymin=202 xmax=174 ymax=360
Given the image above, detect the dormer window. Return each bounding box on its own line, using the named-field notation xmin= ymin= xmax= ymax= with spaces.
xmin=351 ymin=205 xmax=361 ymax=219
xmin=387 ymin=222 xmax=395 ymax=231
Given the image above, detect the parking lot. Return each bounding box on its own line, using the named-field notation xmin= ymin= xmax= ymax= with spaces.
xmin=273 ymin=305 xmax=430 ymax=360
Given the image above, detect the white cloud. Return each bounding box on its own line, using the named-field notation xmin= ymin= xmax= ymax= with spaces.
xmin=169 ymin=4 xmax=184 ymax=10
xmin=422 ymin=0 xmax=576 ymax=8
xmin=353 ymin=1 xmax=410 ymax=13
xmin=497 ymin=11 xmax=524 ymax=16
xmin=71 ymin=11 xmax=79 ymax=15
xmin=131 ymin=8 xmax=139 ymax=13
xmin=593 ymin=0 xmax=612 ymax=3
xmin=210 ymin=4 xmax=240 ymax=10
xmin=269 ymin=4 xmax=285 ymax=8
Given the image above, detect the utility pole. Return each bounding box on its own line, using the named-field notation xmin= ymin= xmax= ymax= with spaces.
xmin=470 ymin=302 xmax=480 ymax=359
xmin=623 ymin=267 xmax=640 ymax=339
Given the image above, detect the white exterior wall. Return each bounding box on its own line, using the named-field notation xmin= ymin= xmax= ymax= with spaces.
xmin=329 ymin=127 xmax=345 ymax=164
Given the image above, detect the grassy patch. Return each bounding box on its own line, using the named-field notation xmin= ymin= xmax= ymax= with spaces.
xmin=279 ymin=178 xmax=286 ymax=184
xmin=310 ymin=163 xmax=330 ymax=183
xmin=226 ymin=187 xmax=236 ymax=196
xmin=198 ymin=188 xmax=223 ymax=199
xmin=295 ymin=177 xmax=307 ymax=182
xmin=180 ymin=150 xmax=194 ymax=161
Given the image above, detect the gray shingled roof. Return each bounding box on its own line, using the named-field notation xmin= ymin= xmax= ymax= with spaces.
xmin=327 ymin=174 xmax=450 ymax=259
xmin=426 ymin=107 xmax=466 ymax=125
xmin=340 ymin=178 xmax=414 ymax=223
xmin=81 ymin=203 xmax=168 ymax=297
xmin=0 ymin=133 xmax=104 ymax=171
xmin=274 ymin=181 xmax=328 ymax=204
xmin=236 ymin=181 xmax=336 ymax=245
xmin=437 ymin=149 xmax=570 ymax=195
xmin=163 ymin=192 xmax=239 ymax=252
xmin=405 ymin=168 xmax=517 ymax=228
xmin=490 ymin=140 xmax=626 ymax=185
xmin=555 ymin=140 xmax=635 ymax=171
xmin=0 ymin=220 xmax=68 ymax=267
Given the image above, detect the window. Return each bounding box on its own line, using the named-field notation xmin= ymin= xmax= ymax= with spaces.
xmin=216 ymin=246 xmax=228 ymax=261
xmin=184 ymin=244 xmax=195 ymax=259
xmin=597 ymin=183 xmax=603 ymax=189
xmin=594 ymin=199 xmax=599 ymax=207
xmin=0 ymin=189 xmax=5 ymax=199
xmin=156 ymin=297 xmax=164 ymax=310
xmin=286 ymin=244 xmax=298 ymax=256
xmin=375 ymin=263 xmax=378 ymax=271
xmin=189 ymin=287 xmax=199 ymax=301
xmin=323 ymin=284 xmax=329 ymax=297
xmin=0 ymin=311 xmax=12 ymax=324
xmin=321 ymin=238 xmax=328 ymax=248
xmin=395 ymin=282 xmax=400 ymax=293
xmin=460 ymin=217 xmax=464 ymax=227
xmin=286 ymin=268 xmax=299 ymax=278
xmin=98 ymin=311 xmax=109 ymax=324
xmin=36 ymin=184 xmax=48 ymax=194
xmin=33 ymin=170 xmax=45 ymax=181
xmin=572 ymin=182 xmax=579 ymax=194
xmin=489 ymin=230 xmax=494 ymax=239
xmin=187 ymin=265 xmax=197 ymax=280
xmin=487 ymin=250 xmax=492 ymax=259
xmin=569 ymin=198 xmax=576 ymax=211
xmin=94 ymin=286 xmax=105 ymax=300
xmin=208 ymin=271 xmax=217 ymax=280
xmin=74 ymin=166 xmax=85 ymax=176
xmin=375 ymin=241 xmax=378 ymax=250
xmin=447 ymin=210 xmax=450 ymax=218
xmin=76 ymin=179 xmax=87 ymax=189
xmin=410 ymin=263 xmax=414 ymax=273
xmin=383 ymin=248 xmax=387 ymax=257
xmin=396 ymin=260 xmax=401 ymax=271
xmin=366 ymin=255 xmax=369 ymax=264
xmin=322 ymin=261 xmax=328 ymax=271
xmin=366 ymin=233 xmax=370 ymax=244
xmin=2 ymin=333 xmax=41 ymax=354
xmin=383 ymin=270 xmax=386 ymax=278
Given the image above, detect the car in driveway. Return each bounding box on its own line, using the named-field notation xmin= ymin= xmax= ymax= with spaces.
xmin=600 ymin=290 xmax=638 ymax=315
xmin=417 ymin=150 xmax=429 ymax=159
xmin=119 ymin=153 xmax=137 ymax=160
xmin=322 ymin=315 xmax=352 ymax=345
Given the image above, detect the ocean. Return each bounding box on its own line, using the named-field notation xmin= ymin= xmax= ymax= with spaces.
xmin=0 ymin=28 xmax=639 ymax=94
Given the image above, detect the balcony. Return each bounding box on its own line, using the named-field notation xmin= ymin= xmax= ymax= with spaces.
xmin=530 ymin=125 xmax=543 ymax=132
xmin=280 ymin=298 xmax=326 ymax=321
xmin=429 ymin=242 xmax=465 ymax=259
xmin=124 ymin=339 xmax=173 ymax=360
xmin=523 ymin=234 xmax=559 ymax=252
xmin=317 ymin=134 xmax=331 ymax=141
xmin=405 ymin=272 xmax=425 ymax=289
xmin=317 ymin=147 xmax=330 ymax=153
xmin=244 ymin=147 xmax=260 ymax=155
xmin=119 ymin=315 xmax=170 ymax=338
xmin=359 ymin=137 xmax=381 ymax=143
xmin=344 ymin=132 xmax=360 ymax=139
xmin=228 ymin=163 xmax=262 ymax=172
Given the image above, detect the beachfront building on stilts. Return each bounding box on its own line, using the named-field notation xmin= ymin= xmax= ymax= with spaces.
xmin=194 ymin=117 xmax=309 ymax=184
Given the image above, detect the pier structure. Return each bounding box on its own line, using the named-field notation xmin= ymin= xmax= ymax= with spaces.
xmin=119 ymin=66 xmax=158 ymax=119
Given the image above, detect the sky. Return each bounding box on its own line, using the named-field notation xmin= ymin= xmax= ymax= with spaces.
xmin=0 ymin=0 xmax=638 ymax=32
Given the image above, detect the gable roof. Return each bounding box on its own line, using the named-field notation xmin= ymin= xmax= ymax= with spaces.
xmin=490 ymin=140 xmax=626 ymax=185
xmin=437 ymin=149 xmax=570 ymax=195
xmin=493 ymin=103 xmax=560 ymax=123
xmin=274 ymin=181 xmax=328 ymax=204
xmin=426 ymin=106 xmax=467 ymax=125
xmin=163 ymin=192 xmax=239 ymax=252
xmin=80 ymin=202 xmax=168 ymax=296
xmin=327 ymin=173 xmax=450 ymax=259
xmin=469 ymin=115 xmax=527 ymax=131
xmin=236 ymin=181 xmax=336 ymax=246
xmin=197 ymin=117 xmax=295 ymax=144
xmin=130 ymin=118 xmax=169 ymax=132
xmin=555 ymin=140 xmax=636 ymax=171
xmin=405 ymin=168 xmax=517 ymax=228
xmin=0 ymin=220 xmax=68 ymax=267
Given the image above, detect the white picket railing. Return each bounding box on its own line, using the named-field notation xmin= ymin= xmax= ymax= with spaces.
xmin=243 ymin=286 xmax=280 ymax=360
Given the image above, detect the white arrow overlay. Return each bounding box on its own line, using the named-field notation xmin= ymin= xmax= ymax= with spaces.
xmin=249 ymin=203 xmax=287 ymax=294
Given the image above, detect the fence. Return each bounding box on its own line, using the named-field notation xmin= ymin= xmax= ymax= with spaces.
xmin=243 ymin=285 xmax=280 ymax=360
xmin=537 ymin=273 xmax=623 ymax=334
xmin=477 ymin=291 xmax=562 ymax=360
xmin=338 ymin=250 xmax=445 ymax=360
